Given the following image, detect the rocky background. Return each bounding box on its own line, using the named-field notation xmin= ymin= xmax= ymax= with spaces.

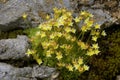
xmin=0 ymin=0 xmax=120 ymax=80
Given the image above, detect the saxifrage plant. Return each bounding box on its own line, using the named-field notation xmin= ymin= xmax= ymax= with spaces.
xmin=25 ymin=7 xmax=106 ymax=80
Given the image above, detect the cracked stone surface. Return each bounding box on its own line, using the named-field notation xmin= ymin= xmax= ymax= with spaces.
xmin=0 ymin=0 xmax=72 ymax=31
xmin=0 ymin=35 xmax=29 ymax=60
xmin=0 ymin=62 xmax=56 ymax=80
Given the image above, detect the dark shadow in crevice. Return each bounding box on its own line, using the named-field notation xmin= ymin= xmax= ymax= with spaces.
xmin=0 ymin=58 xmax=37 ymax=68
xmin=0 ymin=28 xmax=26 ymax=39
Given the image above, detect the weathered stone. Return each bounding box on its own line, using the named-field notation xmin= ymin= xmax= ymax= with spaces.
xmin=32 ymin=66 xmax=56 ymax=78
xmin=0 ymin=62 xmax=56 ymax=80
xmin=87 ymin=8 xmax=112 ymax=24
xmin=0 ymin=0 xmax=33 ymax=31
xmin=0 ymin=0 xmax=29 ymax=25
xmin=79 ymin=6 xmax=116 ymax=28
xmin=0 ymin=3 xmax=3 ymax=9
xmin=79 ymin=0 xmax=94 ymax=5
xmin=116 ymin=75 xmax=120 ymax=80
xmin=0 ymin=35 xmax=29 ymax=60
xmin=0 ymin=0 xmax=73 ymax=31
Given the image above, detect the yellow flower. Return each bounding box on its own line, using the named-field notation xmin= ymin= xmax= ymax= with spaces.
xmin=46 ymin=14 xmax=50 ymax=20
xmin=57 ymin=62 xmax=65 ymax=67
xmin=95 ymin=24 xmax=100 ymax=29
xmin=64 ymin=27 xmax=71 ymax=33
xmin=46 ymin=26 xmax=52 ymax=30
xmin=38 ymin=24 xmax=43 ymax=29
xmin=26 ymin=49 xmax=32 ymax=56
xmin=74 ymin=63 xmax=80 ymax=70
xmin=68 ymin=21 xmax=73 ymax=26
xmin=94 ymin=49 xmax=100 ymax=55
xmin=71 ymin=28 xmax=76 ymax=33
xmin=92 ymin=43 xmax=99 ymax=49
xmin=78 ymin=66 xmax=84 ymax=72
xmin=50 ymin=41 xmax=59 ymax=49
xmin=95 ymin=31 xmax=100 ymax=36
xmin=61 ymin=8 xmax=67 ymax=13
xmin=60 ymin=44 xmax=65 ymax=49
xmin=90 ymin=30 xmax=96 ymax=35
xmin=80 ymin=11 xmax=87 ymax=15
xmin=92 ymin=36 xmax=98 ymax=42
xmin=78 ymin=57 xmax=83 ymax=65
xmin=64 ymin=34 xmax=71 ymax=40
xmin=46 ymin=49 xmax=53 ymax=57
xmin=48 ymin=20 xmax=54 ymax=26
xmin=77 ymin=41 xmax=88 ymax=50
xmin=89 ymin=13 xmax=93 ymax=17
xmin=41 ymin=25 xmax=52 ymax=31
xmin=72 ymin=59 xmax=81 ymax=70
xmin=66 ymin=12 xmax=72 ymax=17
xmin=74 ymin=17 xmax=80 ymax=23
xmin=39 ymin=22 xmax=52 ymax=31
xmin=83 ymin=65 xmax=89 ymax=71
xmin=66 ymin=64 xmax=73 ymax=71
xmin=71 ymin=37 xmax=76 ymax=42
xmin=62 ymin=14 xmax=68 ymax=20
xmin=81 ymin=26 xmax=87 ymax=32
xmin=36 ymin=58 xmax=42 ymax=65
xmin=53 ymin=22 xmax=60 ymax=27
xmin=53 ymin=7 xmax=57 ymax=12
xmin=56 ymin=32 xmax=62 ymax=37
xmin=57 ymin=17 xmax=65 ymax=26
xmin=54 ymin=44 xmax=59 ymax=49
xmin=81 ymin=11 xmax=93 ymax=17
xmin=49 ymin=41 xmax=58 ymax=49
xmin=53 ymin=7 xmax=61 ymax=15
xmin=22 ymin=13 xmax=27 ymax=19
xmin=72 ymin=59 xmax=76 ymax=64
xmin=42 ymin=42 xmax=50 ymax=49
xmin=86 ymin=48 xmax=95 ymax=56
xmin=101 ymin=30 xmax=107 ymax=36
xmin=50 ymin=33 xmax=55 ymax=39
xmin=40 ymin=32 xmax=46 ymax=38
xmin=35 ymin=31 xmax=40 ymax=36
xmin=84 ymin=18 xmax=89 ymax=24
xmin=86 ymin=20 xmax=93 ymax=28
xmin=65 ymin=44 xmax=72 ymax=50
xmin=56 ymin=52 xmax=63 ymax=60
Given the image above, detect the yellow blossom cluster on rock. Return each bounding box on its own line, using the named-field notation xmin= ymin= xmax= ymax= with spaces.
xmin=26 ymin=7 xmax=106 ymax=73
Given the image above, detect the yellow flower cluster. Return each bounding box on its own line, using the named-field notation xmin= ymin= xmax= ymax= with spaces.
xmin=65 ymin=58 xmax=89 ymax=72
xmin=26 ymin=7 xmax=107 ymax=74
xmin=86 ymin=43 xmax=100 ymax=56
xmin=22 ymin=13 xmax=28 ymax=19
xmin=77 ymin=40 xmax=89 ymax=50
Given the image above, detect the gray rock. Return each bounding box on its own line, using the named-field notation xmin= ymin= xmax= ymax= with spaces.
xmin=0 ymin=0 xmax=73 ymax=31
xmin=0 ymin=3 xmax=4 ymax=9
xmin=0 ymin=62 xmax=33 ymax=80
xmin=87 ymin=9 xmax=112 ymax=25
xmin=81 ymin=7 xmax=115 ymax=28
xmin=32 ymin=66 xmax=56 ymax=78
xmin=119 ymin=2 xmax=120 ymax=7
xmin=79 ymin=0 xmax=94 ymax=5
xmin=0 ymin=0 xmax=29 ymax=25
xmin=0 ymin=0 xmax=34 ymax=31
xmin=0 ymin=35 xmax=29 ymax=60
xmin=0 ymin=62 xmax=57 ymax=80
xmin=116 ymin=75 xmax=120 ymax=80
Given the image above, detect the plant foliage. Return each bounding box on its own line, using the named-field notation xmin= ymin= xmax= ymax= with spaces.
xmin=25 ymin=7 xmax=106 ymax=80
